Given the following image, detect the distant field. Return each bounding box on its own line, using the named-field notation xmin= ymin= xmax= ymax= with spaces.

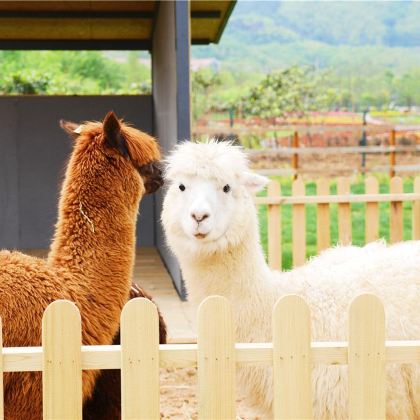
xmin=257 ymin=175 xmax=416 ymax=270
xmin=370 ymin=110 xmax=420 ymax=125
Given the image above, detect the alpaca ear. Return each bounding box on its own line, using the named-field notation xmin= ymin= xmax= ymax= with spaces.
xmin=60 ymin=119 xmax=82 ymax=140
xmin=242 ymin=171 xmax=269 ymax=193
xmin=103 ymin=111 xmax=130 ymax=158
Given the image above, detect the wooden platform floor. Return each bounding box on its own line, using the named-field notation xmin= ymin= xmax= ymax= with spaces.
xmin=25 ymin=248 xmax=197 ymax=342
xmin=133 ymin=248 xmax=197 ymax=342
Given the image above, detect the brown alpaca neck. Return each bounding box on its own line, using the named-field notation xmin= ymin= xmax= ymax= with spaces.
xmin=47 ymin=160 xmax=138 ymax=314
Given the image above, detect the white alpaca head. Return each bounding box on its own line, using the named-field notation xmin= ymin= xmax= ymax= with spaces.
xmin=161 ymin=140 xmax=268 ymax=256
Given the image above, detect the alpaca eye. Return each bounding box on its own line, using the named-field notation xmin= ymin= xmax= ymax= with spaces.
xmin=179 ymin=184 xmax=186 ymax=192
xmin=223 ymin=184 xmax=231 ymax=193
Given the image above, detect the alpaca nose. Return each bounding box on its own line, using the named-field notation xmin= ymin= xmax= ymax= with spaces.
xmin=191 ymin=212 xmax=209 ymax=223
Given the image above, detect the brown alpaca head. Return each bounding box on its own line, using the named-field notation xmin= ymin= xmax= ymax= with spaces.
xmin=60 ymin=111 xmax=163 ymax=196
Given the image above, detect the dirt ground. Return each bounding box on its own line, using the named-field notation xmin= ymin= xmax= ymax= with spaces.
xmin=160 ymin=367 xmax=263 ymax=419
xmin=249 ymin=151 xmax=420 ymax=178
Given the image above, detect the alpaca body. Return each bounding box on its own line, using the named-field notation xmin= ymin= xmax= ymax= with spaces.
xmin=162 ymin=140 xmax=420 ymax=419
xmin=0 ymin=112 xmax=161 ymax=419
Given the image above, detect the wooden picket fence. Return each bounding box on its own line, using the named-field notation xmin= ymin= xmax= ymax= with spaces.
xmin=1 ymin=296 xmax=419 ymax=419
xmin=255 ymin=176 xmax=420 ymax=269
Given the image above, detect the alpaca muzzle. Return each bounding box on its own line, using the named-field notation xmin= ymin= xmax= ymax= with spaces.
xmin=138 ymin=161 xmax=164 ymax=194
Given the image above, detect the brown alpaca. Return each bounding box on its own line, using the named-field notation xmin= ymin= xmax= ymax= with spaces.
xmin=83 ymin=283 xmax=167 ymax=420
xmin=0 ymin=111 xmax=162 ymax=419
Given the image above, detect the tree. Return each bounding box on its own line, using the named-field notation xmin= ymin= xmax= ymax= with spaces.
xmin=191 ymin=68 xmax=221 ymax=121
xmin=240 ymin=66 xmax=319 ymax=122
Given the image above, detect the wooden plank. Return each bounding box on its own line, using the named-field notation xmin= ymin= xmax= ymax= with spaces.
xmin=254 ymin=192 xmax=420 ymax=206
xmin=42 ymin=300 xmax=82 ymax=420
xmin=413 ymin=177 xmax=420 ymax=240
xmin=337 ymin=177 xmax=351 ymax=244
xmin=349 ymin=294 xmax=385 ymax=420
xmin=267 ymin=180 xmax=281 ymax=269
xmin=317 ymin=179 xmax=330 ymax=253
xmin=365 ymin=176 xmax=379 ymax=242
xmin=198 ymin=296 xmax=235 ymax=419
xmin=0 ymin=318 xmax=3 ymax=420
xmin=273 ymin=295 xmax=312 ymax=419
xmin=292 ymin=178 xmax=306 ymax=267
xmin=2 ymin=340 xmax=420 ymax=371
xmin=121 ymin=298 xmax=159 ymax=420
xmin=390 ymin=177 xmax=403 ymax=243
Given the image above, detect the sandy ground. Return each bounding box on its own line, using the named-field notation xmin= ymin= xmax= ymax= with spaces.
xmin=160 ymin=367 xmax=263 ymax=419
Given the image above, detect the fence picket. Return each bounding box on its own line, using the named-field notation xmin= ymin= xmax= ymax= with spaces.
xmin=292 ymin=178 xmax=306 ymax=267
xmin=365 ymin=176 xmax=379 ymax=242
xmin=413 ymin=177 xmax=420 ymax=240
xmin=198 ymin=296 xmax=235 ymax=419
xmin=317 ymin=179 xmax=330 ymax=253
xmin=337 ymin=177 xmax=351 ymax=244
xmin=42 ymin=300 xmax=82 ymax=420
xmin=0 ymin=318 xmax=3 ymax=420
xmin=268 ymin=180 xmax=281 ymax=269
xmin=273 ymin=295 xmax=312 ymax=419
xmin=390 ymin=177 xmax=403 ymax=243
xmin=121 ymin=298 xmax=159 ymax=420
xmin=349 ymin=294 xmax=385 ymax=420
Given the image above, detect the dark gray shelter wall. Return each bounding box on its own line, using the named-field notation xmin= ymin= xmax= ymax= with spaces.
xmin=0 ymin=95 xmax=154 ymax=249
xmin=153 ymin=1 xmax=191 ymax=298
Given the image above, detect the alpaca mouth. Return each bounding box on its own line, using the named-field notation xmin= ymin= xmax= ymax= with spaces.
xmin=194 ymin=233 xmax=207 ymax=239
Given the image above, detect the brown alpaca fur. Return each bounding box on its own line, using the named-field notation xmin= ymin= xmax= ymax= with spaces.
xmin=83 ymin=283 xmax=167 ymax=420
xmin=0 ymin=112 xmax=162 ymax=419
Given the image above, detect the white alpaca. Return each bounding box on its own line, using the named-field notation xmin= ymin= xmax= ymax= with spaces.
xmin=161 ymin=140 xmax=420 ymax=419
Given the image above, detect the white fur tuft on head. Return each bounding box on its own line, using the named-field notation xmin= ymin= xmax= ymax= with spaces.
xmin=165 ymin=139 xmax=265 ymax=187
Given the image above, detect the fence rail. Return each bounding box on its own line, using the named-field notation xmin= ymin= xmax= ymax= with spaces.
xmin=256 ymin=176 xmax=420 ymax=270
xmin=1 ymin=296 xmax=419 ymax=419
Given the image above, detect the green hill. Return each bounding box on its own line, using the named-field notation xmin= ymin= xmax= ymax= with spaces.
xmin=193 ymin=0 xmax=420 ymax=75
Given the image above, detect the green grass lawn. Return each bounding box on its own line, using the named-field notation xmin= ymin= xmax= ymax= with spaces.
xmin=258 ymin=175 xmax=416 ymax=270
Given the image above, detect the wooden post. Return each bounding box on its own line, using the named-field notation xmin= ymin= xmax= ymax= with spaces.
xmin=389 ymin=129 xmax=396 ymax=178
xmin=292 ymin=178 xmax=306 ymax=267
xmin=121 ymin=298 xmax=160 ymax=420
xmin=390 ymin=177 xmax=403 ymax=243
xmin=292 ymin=131 xmax=299 ymax=180
xmin=198 ymin=296 xmax=236 ymax=419
xmin=413 ymin=177 xmax=420 ymax=240
xmin=349 ymin=294 xmax=385 ymax=419
xmin=273 ymin=295 xmax=312 ymax=419
xmin=268 ymin=180 xmax=281 ymax=270
xmin=337 ymin=177 xmax=352 ymax=245
xmin=365 ymin=176 xmax=379 ymax=243
xmin=42 ymin=301 xmax=82 ymax=420
xmin=316 ymin=179 xmax=330 ymax=253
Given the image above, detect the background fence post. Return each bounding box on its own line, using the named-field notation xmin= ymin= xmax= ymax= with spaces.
xmin=121 ymin=298 xmax=160 ymax=420
xmin=365 ymin=176 xmax=379 ymax=242
xmin=268 ymin=180 xmax=281 ymax=269
xmin=390 ymin=176 xmax=403 ymax=243
xmin=273 ymin=295 xmax=312 ymax=419
xmin=389 ymin=129 xmax=396 ymax=178
xmin=198 ymin=296 xmax=236 ymax=420
xmin=413 ymin=177 xmax=420 ymax=240
xmin=349 ymin=294 xmax=385 ymax=420
xmin=292 ymin=178 xmax=306 ymax=267
xmin=292 ymin=131 xmax=299 ymax=180
xmin=316 ymin=179 xmax=330 ymax=253
xmin=42 ymin=300 xmax=82 ymax=420
xmin=337 ymin=177 xmax=352 ymax=245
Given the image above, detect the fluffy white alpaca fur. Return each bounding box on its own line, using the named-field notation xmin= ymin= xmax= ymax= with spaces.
xmin=162 ymin=140 xmax=420 ymax=419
